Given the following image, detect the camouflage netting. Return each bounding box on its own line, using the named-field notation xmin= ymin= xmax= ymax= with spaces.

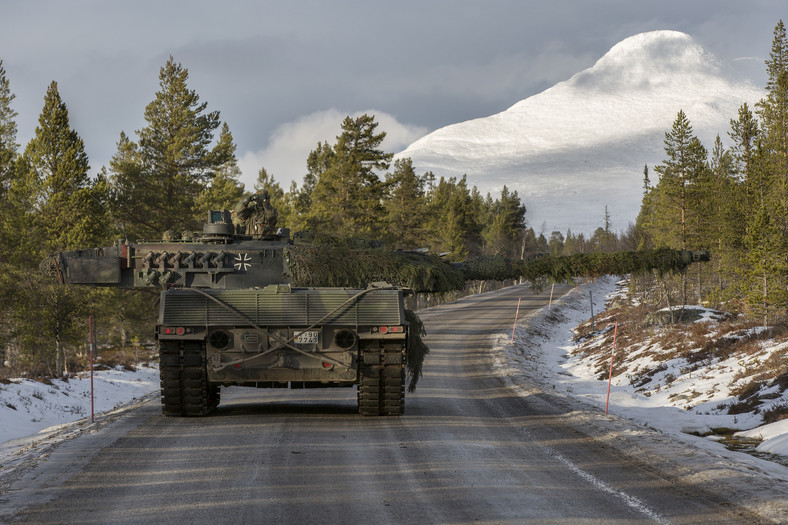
xmin=288 ymin=235 xmax=705 ymax=292
xmin=405 ymin=309 xmax=428 ymax=392
xmin=286 ymin=239 xmax=707 ymax=392
xmin=512 ymin=248 xmax=707 ymax=285
xmin=461 ymin=255 xmax=520 ymax=281
xmin=287 ymin=245 xmax=465 ymax=292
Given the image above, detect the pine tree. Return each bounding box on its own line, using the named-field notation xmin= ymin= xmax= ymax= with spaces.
xmin=307 ymin=115 xmax=393 ymax=237
xmin=254 ymin=166 xmax=285 ymax=204
xmin=482 ymin=186 xmax=527 ymax=257
xmin=19 ymin=81 xmax=108 ymax=256
xmin=424 ymin=175 xmax=479 ymax=259
xmin=384 ymin=157 xmax=426 ymax=249
xmin=757 ymin=20 xmax=788 ymax=217
xmin=193 ymin=122 xmax=245 ymax=216
xmin=653 ymin=110 xmax=697 ymax=250
xmin=0 ymin=267 xmax=93 ymax=376
xmin=547 ymin=231 xmax=564 ymax=256
xmin=588 ymin=206 xmax=617 ymax=252
xmin=0 ymin=59 xmax=17 ymax=194
xmin=110 ymin=56 xmax=231 ymax=239
xmin=0 ymin=59 xmax=19 ymax=359
xmin=284 ymin=141 xmax=334 ymax=232
xmin=744 ymin=202 xmax=787 ymax=325
xmin=254 ymin=166 xmax=292 ymax=228
xmin=728 ymin=104 xmax=764 ymax=239
xmin=0 ymin=59 xmax=19 ymax=261
xmin=644 ymin=111 xmax=710 ymax=305
xmin=729 ymin=103 xmax=760 ymax=185
xmin=12 ymin=81 xmax=109 ymax=376
xmin=648 ymin=111 xmax=711 ymax=254
xmin=708 ymin=135 xmax=741 ymax=293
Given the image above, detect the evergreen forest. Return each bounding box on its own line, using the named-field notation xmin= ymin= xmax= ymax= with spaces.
xmin=0 ymin=21 xmax=786 ymax=378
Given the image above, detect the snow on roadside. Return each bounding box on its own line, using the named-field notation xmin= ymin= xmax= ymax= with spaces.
xmin=738 ymin=418 xmax=788 ymax=456
xmin=2 ymin=277 xmax=787 ymax=480
xmin=496 ymin=276 xmax=788 ymax=458
xmin=0 ymin=364 xmax=159 ymax=471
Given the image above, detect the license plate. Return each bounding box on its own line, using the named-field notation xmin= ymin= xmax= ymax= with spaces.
xmin=295 ymin=330 xmax=319 ymax=344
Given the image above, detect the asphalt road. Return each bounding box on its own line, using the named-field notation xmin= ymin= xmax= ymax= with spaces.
xmin=4 ymin=284 xmax=770 ymax=524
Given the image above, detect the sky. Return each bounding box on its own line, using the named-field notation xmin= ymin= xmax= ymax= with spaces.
xmin=0 ymin=1 xmax=784 ymax=193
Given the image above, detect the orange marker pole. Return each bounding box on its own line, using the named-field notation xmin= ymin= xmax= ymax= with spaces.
xmin=548 ymin=283 xmax=555 ymax=310
xmin=605 ymin=321 xmax=618 ymax=415
xmin=511 ymin=297 xmax=522 ymax=344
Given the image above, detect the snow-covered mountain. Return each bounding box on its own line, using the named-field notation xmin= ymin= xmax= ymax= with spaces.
xmin=396 ymin=31 xmax=764 ymax=235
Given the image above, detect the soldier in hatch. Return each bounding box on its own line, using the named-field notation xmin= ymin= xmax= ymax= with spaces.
xmin=233 ymin=190 xmax=279 ymax=238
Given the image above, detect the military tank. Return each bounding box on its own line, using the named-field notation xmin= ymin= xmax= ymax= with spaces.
xmin=44 ymin=192 xmax=709 ymax=417
xmin=45 ymin=194 xmax=418 ymax=417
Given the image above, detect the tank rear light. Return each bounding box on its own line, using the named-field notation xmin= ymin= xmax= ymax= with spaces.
xmin=373 ymin=326 xmax=404 ymax=334
xmin=161 ymin=327 xmax=191 ymax=336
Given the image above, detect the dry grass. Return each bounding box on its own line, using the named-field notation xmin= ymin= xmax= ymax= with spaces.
xmin=762 ymin=402 xmax=788 ymax=424
xmin=572 ymin=282 xmax=788 ymax=425
xmin=1 ymin=344 xmax=158 ymax=381
xmin=93 ymin=345 xmax=158 ymax=372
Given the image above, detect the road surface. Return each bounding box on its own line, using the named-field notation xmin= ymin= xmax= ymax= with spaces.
xmin=2 ymin=284 xmax=771 ymax=524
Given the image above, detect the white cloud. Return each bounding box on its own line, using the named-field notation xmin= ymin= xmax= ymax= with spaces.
xmin=238 ymin=109 xmax=428 ymax=192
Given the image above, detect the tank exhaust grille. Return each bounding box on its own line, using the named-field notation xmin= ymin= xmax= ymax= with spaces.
xmin=161 ymin=288 xmax=403 ymax=326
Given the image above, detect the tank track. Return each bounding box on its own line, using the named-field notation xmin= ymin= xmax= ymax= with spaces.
xmin=358 ymin=342 xmax=405 ymax=416
xmin=159 ymin=340 xmax=220 ymax=416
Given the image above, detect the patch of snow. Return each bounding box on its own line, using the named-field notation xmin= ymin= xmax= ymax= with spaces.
xmin=492 ymin=277 xmax=788 ymax=521
xmin=0 ymin=364 xmax=159 ymax=476
xmin=738 ymin=419 xmax=788 ymax=456
xmin=499 ymin=278 xmax=788 ymax=455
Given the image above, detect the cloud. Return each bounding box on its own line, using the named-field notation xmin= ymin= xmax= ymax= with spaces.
xmin=237 ymin=109 xmax=428 ymax=191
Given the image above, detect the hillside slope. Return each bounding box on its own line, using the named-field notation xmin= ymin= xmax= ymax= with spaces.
xmin=397 ymin=31 xmax=764 ymax=235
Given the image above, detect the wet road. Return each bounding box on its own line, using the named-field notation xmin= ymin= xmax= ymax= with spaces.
xmin=3 ymin=284 xmax=766 ymax=524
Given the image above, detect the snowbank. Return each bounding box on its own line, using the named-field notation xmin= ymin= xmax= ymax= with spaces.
xmin=497 ymin=276 xmax=788 ymax=458
xmin=0 ymin=365 xmax=159 ymax=453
